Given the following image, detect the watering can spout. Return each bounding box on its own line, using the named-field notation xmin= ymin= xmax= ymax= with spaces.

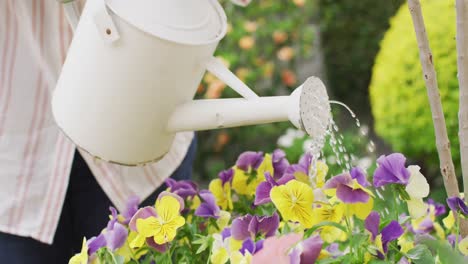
xmin=167 ymin=77 xmax=331 ymax=138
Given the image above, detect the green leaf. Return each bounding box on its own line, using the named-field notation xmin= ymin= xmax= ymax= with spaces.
xmin=406 ymin=245 xmax=435 ymax=264
xmin=420 ymin=239 xmax=465 ymax=264
xmin=304 ymin=221 xmax=348 ymax=237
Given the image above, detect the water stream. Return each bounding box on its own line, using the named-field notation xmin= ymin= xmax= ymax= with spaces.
xmin=305 ymin=100 xmax=376 ymax=180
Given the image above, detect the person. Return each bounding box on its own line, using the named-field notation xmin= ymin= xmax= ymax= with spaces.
xmin=0 ymin=1 xmax=196 ymax=263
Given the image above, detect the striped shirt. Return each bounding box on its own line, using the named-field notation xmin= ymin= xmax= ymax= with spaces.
xmin=0 ymin=0 xmax=193 ymax=244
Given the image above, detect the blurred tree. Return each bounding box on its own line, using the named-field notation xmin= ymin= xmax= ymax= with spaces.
xmin=318 ymin=0 xmax=404 ymax=123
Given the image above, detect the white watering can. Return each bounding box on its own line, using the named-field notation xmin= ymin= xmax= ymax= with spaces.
xmin=53 ymin=0 xmax=331 ymax=166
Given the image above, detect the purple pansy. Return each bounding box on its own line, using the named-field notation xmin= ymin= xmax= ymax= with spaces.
xmin=87 ymin=234 xmax=107 ymax=255
xmin=447 ymin=234 xmax=462 ymax=248
xmin=236 ymin=151 xmax=264 ymax=171
xmin=105 ymin=207 xmax=128 ymax=251
xmin=324 ymin=172 xmax=370 ymax=203
xmin=231 ymin=213 xmax=279 ymax=240
xmin=350 ymin=167 xmax=370 ymax=187
xmin=129 ymin=206 xmax=158 ymax=232
xmin=87 ymin=207 xmax=128 ymax=254
xmin=373 ymin=153 xmax=410 ymax=188
xmin=365 ymin=211 xmax=404 ymax=256
xmin=284 ymin=153 xmax=313 ymax=179
xmin=254 ymin=172 xmax=294 ymax=205
xmin=427 ymin=198 xmax=446 ymax=216
xmin=121 ymin=196 xmax=140 ymax=224
xmin=272 ymin=149 xmax=290 ymax=179
xmin=289 ymin=235 xmax=323 ymax=264
xmin=165 ymin=178 xmax=198 ymax=199
xmin=195 ymin=190 xmax=220 ymax=219
xmin=447 ymin=196 xmax=468 ymax=216
xmin=219 ymin=168 xmax=234 ymax=185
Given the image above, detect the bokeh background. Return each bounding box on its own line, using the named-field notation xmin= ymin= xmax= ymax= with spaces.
xmin=193 ymin=0 xmax=458 ymax=201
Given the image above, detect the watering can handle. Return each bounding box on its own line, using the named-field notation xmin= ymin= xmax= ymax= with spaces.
xmin=204 ymin=57 xmax=259 ymax=100
xmin=59 ymin=0 xmax=120 ymax=43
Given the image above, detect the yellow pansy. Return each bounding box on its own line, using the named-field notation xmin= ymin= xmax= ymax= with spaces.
xmin=270 ymin=180 xmax=315 ymax=228
xmin=398 ymin=235 xmax=414 ymax=253
xmin=459 ymin=236 xmax=468 ymax=256
xmin=443 ymin=211 xmax=455 ymax=230
xmin=209 ymin=179 xmax=233 ymax=210
xmin=232 ymin=154 xmax=273 ymax=196
xmin=69 ymin=238 xmax=88 ymax=264
xmin=131 ymin=196 xmax=185 ymax=247
xmin=211 ymin=247 xmax=229 ymax=264
xmin=313 ymin=202 xmax=347 ymax=243
xmin=315 ymin=161 xmax=328 ymax=188
xmin=346 ymin=197 xmax=374 ymax=220
xmin=230 ymin=251 xmax=252 ymax=264
xmin=405 ymin=166 xmax=430 ymax=219
xmin=209 ymin=210 xmax=231 ymax=234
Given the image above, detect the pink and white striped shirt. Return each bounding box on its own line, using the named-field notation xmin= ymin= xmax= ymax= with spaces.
xmin=0 ymin=0 xmax=193 ymax=244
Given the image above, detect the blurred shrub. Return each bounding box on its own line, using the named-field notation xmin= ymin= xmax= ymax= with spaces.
xmin=370 ymin=0 xmax=460 ymax=178
xmin=194 ymin=0 xmax=316 ymax=180
xmin=318 ymin=0 xmax=404 ymax=121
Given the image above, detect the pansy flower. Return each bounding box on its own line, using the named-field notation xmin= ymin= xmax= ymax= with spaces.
xmin=272 ymin=149 xmax=290 ymax=179
xmin=324 ymin=168 xmax=374 ymax=220
xmin=447 ymin=196 xmax=468 ymax=216
xmin=165 ymin=178 xmax=198 ymax=199
xmin=284 ymin=153 xmax=312 ymax=185
xmin=365 ymin=211 xmax=404 ymax=258
xmin=129 ymin=192 xmax=185 ymax=247
xmin=270 ymin=180 xmax=315 ymax=228
xmin=231 ymin=213 xmax=279 ymax=240
xmin=121 ymin=196 xmax=140 ymax=224
xmin=69 ymin=238 xmax=88 ymax=264
xmin=427 ymin=198 xmax=446 ymax=217
xmin=195 ymin=190 xmax=221 ymax=219
xmin=232 ymin=152 xmax=273 ymax=196
xmin=254 ymin=172 xmax=294 ymax=205
xmin=373 ymin=153 xmax=410 ymax=187
xmin=312 ymin=200 xmax=347 ymax=243
xmin=210 ymin=169 xmax=234 ymax=210
xmin=404 ymin=165 xmax=430 ymax=219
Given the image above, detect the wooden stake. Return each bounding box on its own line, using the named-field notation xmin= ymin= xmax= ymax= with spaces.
xmin=456 ymin=0 xmax=468 ymax=205
xmin=408 ymin=0 xmax=468 ymax=236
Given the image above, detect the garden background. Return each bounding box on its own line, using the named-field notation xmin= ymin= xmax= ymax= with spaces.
xmin=192 ymin=0 xmax=459 ymax=203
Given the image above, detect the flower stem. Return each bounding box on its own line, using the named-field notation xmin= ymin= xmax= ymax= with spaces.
xmin=455 ymin=212 xmax=461 ymax=250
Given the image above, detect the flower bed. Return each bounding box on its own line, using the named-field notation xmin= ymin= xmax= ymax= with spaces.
xmin=69 ymin=151 xmax=468 ymax=264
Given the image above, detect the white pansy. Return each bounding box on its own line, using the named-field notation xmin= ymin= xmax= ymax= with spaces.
xmin=405 ymin=165 xmax=430 ymax=198
xmin=407 ymin=198 xmax=428 ymax=219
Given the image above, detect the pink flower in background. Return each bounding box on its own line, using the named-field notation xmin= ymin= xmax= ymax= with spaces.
xmin=252 ymin=233 xmax=302 ymax=264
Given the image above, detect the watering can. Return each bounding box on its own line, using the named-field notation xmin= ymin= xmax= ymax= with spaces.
xmin=53 ymin=0 xmax=331 ymax=166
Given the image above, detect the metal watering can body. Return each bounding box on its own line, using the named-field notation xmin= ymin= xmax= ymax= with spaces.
xmin=53 ymin=0 xmax=331 ymax=166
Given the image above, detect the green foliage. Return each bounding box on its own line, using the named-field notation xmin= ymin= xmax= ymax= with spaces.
xmin=369 ymin=0 xmax=460 ymax=178
xmin=194 ymin=0 xmax=316 ymax=180
xmin=318 ymin=0 xmax=404 ymax=121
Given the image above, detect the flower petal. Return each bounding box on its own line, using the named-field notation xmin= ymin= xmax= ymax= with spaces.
xmin=254 ymin=181 xmax=273 ymax=205
xmin=236 ymin=151 xmax=264 ymax=171
xmin=447 ymin=196 xmax=468 ymax=215
xmin=300 ymin=235 xmax=323 ymax=264
xmin=254 ymin=213 xmax=280 ymax=238
xmin=231 ymin=214 xmax=254 ymax=240
xmin=350 ymin=167 xmax=370 ymax=187
xmin=87 ymin=234 xmax=106 ymax=255
xmin=381 ymin=221 xmax=404 ymax=253
xmin=105 ymin=222 xmax=128 ymax=251
xmin=128 ymin=207 xmax=157 ymax=231
xmin=405 ymin=165 xmax=429 ymax=198
xmin=407 ymin=198 xmax=429 ymax=219
xmin=373 ymin=153 xmax=410 ymax=187
xmin=155 ymin=195 xmax=182 ymax=222
xmin=365 ymin=211 xmax=380 ymax=240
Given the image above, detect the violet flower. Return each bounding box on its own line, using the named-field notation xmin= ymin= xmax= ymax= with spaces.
xmin=447 ymin=234 xmax=462 ymax=248
xmin=365 ymin=211 xmax=404 ymax=256
xmin=284 ymin=153 xmax=312 ymax=180
xmin=427 ymin=198 xmax=446 ymax=217
xmin=447 ymin=196 xmax=468 ymax=216
xmin=373 ymin=153 xmax=410 ymax=188
xmin=165 ymin=178 xmax=198 ymax=199
xmin=324 ymin=170 xmax=371 ymax=204
xmin=236 ymin=151 xmax=264 ymax=171
xmin=254 ymin=172 xmax=294 ymax=205
xmin=87 ymin=207 xmax=128 ymax=254
xmin=219 ymin=168 xmax=234 ymax=185
xmin=231 ymin=213 xmax=279 ymax=240
xmin=121 ymin=196 xmax=140 ymax=224
xmin=272 ymin=149 xmax=290 ymax=179
xmin=128 ymin=206 xmax=168 ymax=252
xmin=195 ymin=190 xmax=221 ymax=219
